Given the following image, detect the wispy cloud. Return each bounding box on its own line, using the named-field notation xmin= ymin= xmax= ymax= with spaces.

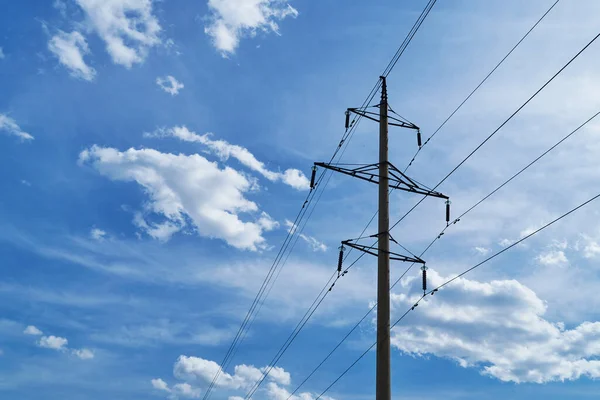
xmin=0 ymin=114 xmax=34 ymax=141
xmin=48 ymin=30 xmax=96 ymax=81
xmin=90 ymin=228 xmax=107 ymax=241
xmin=157 ymin=75 xmax=184 ymax=96
xmin=23 ymin=325 xmax=43 ymax=336
xmin=285 ymin=220 xmax=327 ymax=252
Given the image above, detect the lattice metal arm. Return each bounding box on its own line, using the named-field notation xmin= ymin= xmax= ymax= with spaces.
xmin=314 ymin=161 xmax=448 ymax=199
xmin=341 ymin=239 xmax=425 ymax=264
xmin=348 ymin=108 xmax=419 ymax=130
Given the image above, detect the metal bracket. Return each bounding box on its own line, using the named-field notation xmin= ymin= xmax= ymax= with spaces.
xmin=314 ymin=161 xmax=448 ymax=199
xmin=341 ymin=236 xmax=425 ymax=264
xmin=348 ymin=107 xmax=419 ymax=130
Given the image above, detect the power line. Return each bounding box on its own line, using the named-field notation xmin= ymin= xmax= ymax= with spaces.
xmin=285 ymin=106 xmax=600 ymax=399
xmin=388 ymin=28 xmax=600 ymax=233
xmin=239 ymin=2 xmax=444 ymax=397
xmin=287 ymin=4 xmax=595 ymax=399
xmin=348 ymin=25 xmax=600 ymax=286
xmin=381 ymin=0 xmax=438 ymax=77
xmin=202 ymin=77 xmax=373 ymax=400
xmin=338 ymin=0 xmax=562 ymax=276
xmin=314 ymin=190 xmax=600 ymax=400
xmin=404 ymin=0 xmax=562 ymax=172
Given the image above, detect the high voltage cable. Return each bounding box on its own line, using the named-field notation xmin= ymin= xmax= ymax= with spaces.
xmin=204 ymin=27 xmax=384 ymax=400
xmin=313 ymin=191 xmax=600 ymax=400
xmin=238 ymin=2 xmax=443 ymax=398
xmin=389 ymin=29 xmax=600 ymax=232
xmin=286 ymin=3 xmax=589 ymax=398
xmin=284 ymin=107 xmax=600 ymax=399
xmin=202 ymin=84 xmax=370 ymax=400
xmin=404 ymin=0 xmax=562 ymax=172
xmin=338 ymin=0 xmax=562 ymax=275
xmin=381 ymin=0 xmax=437 ymax=77
xmin=203 ymin=116 xmax=365 ymax=400
xmin=343 ymin=23 xmax=600 ymax=297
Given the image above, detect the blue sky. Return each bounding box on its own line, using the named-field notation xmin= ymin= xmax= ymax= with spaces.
xmin=2 ymin=0 xmax=600 ymax=399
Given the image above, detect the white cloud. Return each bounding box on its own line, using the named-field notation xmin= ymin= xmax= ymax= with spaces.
xmin=173 ymin=356 xmax=291 ymax=390
xmin=0 ymin=47 xmax=4 ymax=59
xmin=173 ymin=383 xmax=202 ymax=398
xmin=157 ymin=76 xmax=184 ymax=96
xmin=390 ymin=269 xmax=600 ymax=383
xmin=48 ymin=30 xmax=96 ymax=81
xmin=0 ymin=114 xmax=34 ymax=141
xmin=74 ymin=0 xmax=161 ymax=67
xmin=581 ymin=236 xmax=600 ymax=259
xmin=285 ymin=220 xmax=327 ymax=252
xmin=24 ymin=325 xmax=93 ymax=360
xmin=151 ymin=378 xmax=202 ymax=399
xmin=498 ymin=238 xmax=512 ymax=247
xmin=152 ymin=378 xmax=170 ymax=392
xmin=90 ymin=228 xmax=107 ymax=241
xmin=536 ymin=250 xmax=568 ymax=266
xmin=261 ymin=366 xmax=290 ymax=386
xmin=23 ymin=325 xmax=43 ymax=336
xmin=159 ymin=356 xmax=329 ymax=400
xmin=204 ymin=0 xmax=299 ymax=55
xmin=473 ymin=246 xmax=490 ymax=255
xmin=38 ymin=335 xmax=68 ymax=351
xmin=263 ymin=381 xmax=335 ymax=400
xmin=72 ymin=348 xmax=95 ymax=359
xmin=147 ymin=126 xmax=309 ymax=190
xmin=79 ymin=145 xmax=274 ymax=250
xmin=53 ymin=0 xmax=67 ymax=16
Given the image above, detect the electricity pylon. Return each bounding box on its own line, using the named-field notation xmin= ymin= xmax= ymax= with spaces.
xmin=310 ymin=76 xmax=451 ymax=400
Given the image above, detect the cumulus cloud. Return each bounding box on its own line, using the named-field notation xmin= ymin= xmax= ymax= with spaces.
xmin=285 ymin=220 xmax=327 ymax=252
xmin=173 ymin=383 xmax=202 ymax=398
xmin=536 ymin=250 xmax=568 ymax=266
xmin=152 ymin=378 xmax=170 ymax=391
xmin=0 ymin=114 xmax=34 ymax=141
xmin=154 ymin=356 xmax=329 ymax=400
xmin=72 ymin=348 xmax=95 ymax=359
xmin=38 ymin=335 xmax=68 ymax=351
xmin=90 ymin=228 xmax=107 ymax=241
xmin=74 ymin=0 xmax=161 ymax=67
xmin=173 ymin=356 xmax=291 ymax=390
xmin=157 ymin=75 xmax=184 ymax=96
xmin=473 ymin=246 xmax=490 ymax=255
xmin=25 ymin=325 xmax=93 ymax=359
xmin=151 ymin=378 xmax=201 ymax=399
xmin=48 ymin=30 xmax=96 ymax=81
xmin=204 ymin=0 xmax=298 ymax=55
xmin=390 ymin=269 xmax=600 ymax=383
xmin=146 ymin=126 xmax=309 ymax=190
xmin=580 ymin=236 xmax=600 ymax=259
xmin=79 ymin=145 xmax=277 ymax=250
xmin=23 ymin=325 xmax=43 ymax=336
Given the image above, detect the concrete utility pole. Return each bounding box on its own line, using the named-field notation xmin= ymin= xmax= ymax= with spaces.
xmin=314 ymin=76 xmax=450 ymax=400
xmin=376 ymin=76 xmax=391 ymax=400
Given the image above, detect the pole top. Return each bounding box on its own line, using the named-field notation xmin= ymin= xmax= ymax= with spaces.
xmin=380 ymin=76 xmax=388 ymax=103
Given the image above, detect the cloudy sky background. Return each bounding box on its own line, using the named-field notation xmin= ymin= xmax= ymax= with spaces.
xmin=2 ymin=0 xmax=600 ymax=399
